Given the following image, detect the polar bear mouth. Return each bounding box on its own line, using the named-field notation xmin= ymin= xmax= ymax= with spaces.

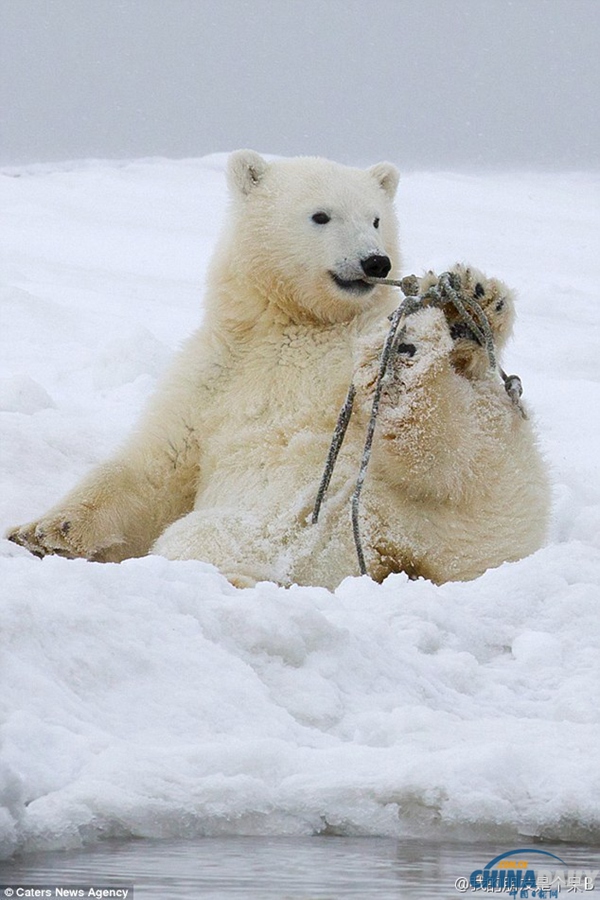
xmin=330 ymin=273 xmax=375 ymax=295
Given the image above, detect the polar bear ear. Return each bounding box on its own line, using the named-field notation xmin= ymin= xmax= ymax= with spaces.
xmin=368 ymin=162 xmax=400 ymax=199
xmin=227 ymin=150 xmax=269 ymax=196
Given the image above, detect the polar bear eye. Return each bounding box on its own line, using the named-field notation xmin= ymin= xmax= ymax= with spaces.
xmin=373 ymin=217 xmax=380 ymax=229
xmin=312 ymin=212 xmax=331 ymax=225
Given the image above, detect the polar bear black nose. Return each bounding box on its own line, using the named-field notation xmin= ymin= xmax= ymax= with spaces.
xmin=361 ymin=254 xmax=392 ymax=278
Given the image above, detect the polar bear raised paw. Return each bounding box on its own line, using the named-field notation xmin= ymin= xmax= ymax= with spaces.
xmin=354 ymin=306 xmax=454 ymax=410
xmin=416 ymin=264 xmax=515 ymax=380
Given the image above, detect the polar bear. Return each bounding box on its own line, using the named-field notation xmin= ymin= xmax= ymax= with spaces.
xmin=7 ymin=151 xmax=550 ymax=589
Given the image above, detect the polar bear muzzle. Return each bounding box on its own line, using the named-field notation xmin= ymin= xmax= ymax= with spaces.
xmin=330 ymin=253 xmax=392 ymax=294
xmin=330 ymin=273 xmax=375 ymax=294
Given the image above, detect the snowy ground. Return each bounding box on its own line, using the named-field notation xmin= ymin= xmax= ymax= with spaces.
xmin=1 ymin=156 xmax=599 ymax=859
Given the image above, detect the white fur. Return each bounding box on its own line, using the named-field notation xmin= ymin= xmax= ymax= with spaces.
xmin=7 ymin=152 xmax=550 ymax=589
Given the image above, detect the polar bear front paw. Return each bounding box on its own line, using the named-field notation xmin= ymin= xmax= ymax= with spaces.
xmin=6 ymin=507 xmax=124 ymax=562
xmin=355 ymin=306 xmax=453 ymax=403
xmin=419 ymin=264 xmax=516 ymax=380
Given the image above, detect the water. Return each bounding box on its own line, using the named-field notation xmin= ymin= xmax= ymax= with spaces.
xmin=1 ymin=837 xmax=600 ymax=899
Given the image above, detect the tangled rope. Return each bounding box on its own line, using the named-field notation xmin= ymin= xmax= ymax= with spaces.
xmin=312 ymin=271 xmax=525 ymax=577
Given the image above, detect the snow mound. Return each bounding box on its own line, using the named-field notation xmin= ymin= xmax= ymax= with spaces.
xmin=0 ymin=375 xmax=55 ymax=414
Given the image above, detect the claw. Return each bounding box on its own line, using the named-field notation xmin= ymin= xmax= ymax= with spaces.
xmin=7 ymin=529 xmax=22 ymax=547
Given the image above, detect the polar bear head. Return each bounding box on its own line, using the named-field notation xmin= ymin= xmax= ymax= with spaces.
xmin=215 ymin=150 xmax=400 ymax=325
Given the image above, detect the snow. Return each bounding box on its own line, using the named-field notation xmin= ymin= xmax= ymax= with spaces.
xmin=1 ymin=156 xmax=599 ymax=859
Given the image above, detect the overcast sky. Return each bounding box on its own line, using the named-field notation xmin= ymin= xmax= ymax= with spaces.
xmin=1 ymin=0 xmax=599 ymax=169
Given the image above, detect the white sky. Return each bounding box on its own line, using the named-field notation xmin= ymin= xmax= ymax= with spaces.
xmin=1 ymin=0 xmax=599 ymax=168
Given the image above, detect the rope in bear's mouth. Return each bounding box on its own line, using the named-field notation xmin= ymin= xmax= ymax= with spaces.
xmin=311 ymin=271 xmax=526 ymax=578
